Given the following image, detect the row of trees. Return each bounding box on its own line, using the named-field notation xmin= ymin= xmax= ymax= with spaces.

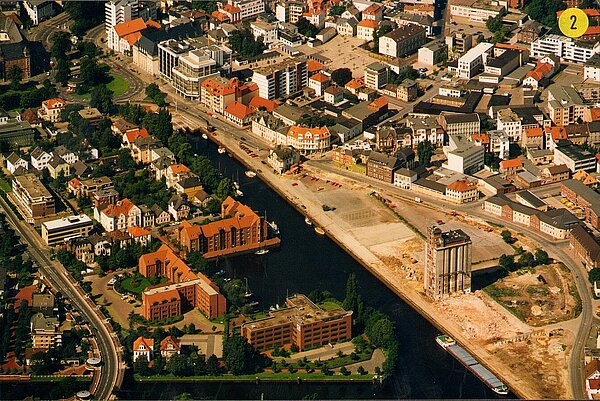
xmin=498 ymin=249 xmax=549 ymax=272
xmin=229 ymin=30 xmax=266 ymax=58
xmin=145 ymin=84 xmax=168 ymax=107
xmin=0 ymin=79 xmax=57 ymax=111
xmin=296 ymin=17 xmax=319 ymax=38
xmin=343 ymin=273 xmax=399 ymax=375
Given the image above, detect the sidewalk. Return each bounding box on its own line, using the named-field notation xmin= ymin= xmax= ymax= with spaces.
xmin=273 ymin=342 xmax=355 ymax=363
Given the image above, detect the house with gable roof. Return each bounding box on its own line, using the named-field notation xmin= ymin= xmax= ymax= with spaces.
xmin=133 ymin=336 xmax=154 ymax=362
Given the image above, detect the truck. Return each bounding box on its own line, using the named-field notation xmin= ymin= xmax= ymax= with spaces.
xmin=415 ymin=197 xmax=422 ymax=203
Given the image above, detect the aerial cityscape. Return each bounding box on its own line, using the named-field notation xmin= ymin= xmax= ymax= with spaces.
xmin=0 ymin=0 xmax=599 ymax=399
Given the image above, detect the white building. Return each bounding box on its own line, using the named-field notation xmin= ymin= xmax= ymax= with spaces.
xmin=444 ymin=135 xmax=484 ymax=174
xmin=230 ymin=0 xmax=265 ymax=20
xmin=30 ymin=147 xmax=51 ymax=171
xmin=496 ymin=108 xmax=523 ymax=142
xmin=250 ymin=20 xmax=278 ymax=44
xmin=105 ymin=0 xmax=139 ymax=48
xmin=451 ymin=42 xmax=493 ymax=79
xmin=584 ymin=54 xmax=600 ymax=82
xmin=554 ymin=144 xmax=596 ymax=173
xmin=23 ymin=0 xmax=57 ymax=25
xmin=449 ymin=0 xmax=505 ymax=25
xmin=531 ymin=34 xmax=600 ymax=64
xmin=252 ymin=58 xmax=308 ymax=100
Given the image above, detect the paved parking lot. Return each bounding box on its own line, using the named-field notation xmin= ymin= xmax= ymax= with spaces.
xmin=298 ymin=35 xmax=379 ymax=75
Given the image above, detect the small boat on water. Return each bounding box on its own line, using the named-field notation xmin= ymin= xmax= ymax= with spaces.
xmin=267 ymin=221 xmax=279 ymax=234
xmin=202 ymin=133 xmax=208 ymax=140
xmin=305 ymin=217 xmax=312 ymax=226
xmin=255 ymin=248 xmax=269 ymax=255
xmin=218 ymin=146 xmax=226 ymax=154
xmin=236 ymin=189 xmax=244 ymax=197
xmin=314 ymin=226 xmax=325 ymax=236
xmin=435 ymin=334 xmax=456 ymax=349
xmin=436 ymin=334 xmax=509 ymax=396
xmin=245 ymin=170 xmax=257 ymax=178
xmin=233 ymin=181 xmax=240 ymax=190
xmin=244 ymin=278 xmax=253 ymax=297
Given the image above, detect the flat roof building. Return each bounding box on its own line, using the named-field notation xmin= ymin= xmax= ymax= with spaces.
xmin=12 ymin=173 xmax=55 ymax=220
xmin=241 ymin=294 xmax=352 ymax=351
xmin=41 ymin=214 xmax=93 ymax=246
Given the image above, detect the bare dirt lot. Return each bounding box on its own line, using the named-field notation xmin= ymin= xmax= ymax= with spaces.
xmin=484 ymin=263 xmax=581 ymax=327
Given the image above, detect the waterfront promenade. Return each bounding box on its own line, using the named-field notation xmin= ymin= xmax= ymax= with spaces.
xmin=197 ymin=124 xmax=573 ymax=400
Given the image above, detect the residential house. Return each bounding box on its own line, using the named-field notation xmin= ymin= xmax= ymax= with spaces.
xmin=336 ymin=17 xmax=358 ymax=36
xmin=30 ymin=312 xmax=61 ymax=350
xmin=168 ymin=194 xmax=190 ymax=221
xmin=53 ymin=146 xmax=79 ymax=165
xmin=47 ymin=156 xmax=70 ymax=179
xmin=6 ymin=152 xmax=28 ymax=174
xmin=38 ymin=98 xmax=66 ymax=123
xmin=133 ymin=336 xmax=154 ymax=362
xmin=224 ymin=101 xmax=254 ymax=126
xmin=366 ymin=151 xmax=403 ymax=183
xmin=379 ymin=25 xmax=427 ymax=58
xmin=127 ymin=226 xmax=152 ymax=247
xmin=160 ymin=336 xmax=181 ymax=360
xmin=96 ymin=198 xmax=141 ymax=232
xmin=268 ymin=146 xmax=300 ymax=174
xmin=445 ymin=179 xmax=478 ymax=204
xmin=499 ymin=158 xmax=523 ymax=175
xmin=393 ymin=168 xmax=417 ymax=189
xmin=173 ymin=176 xmax=204 ymax=199
xmin=308 ymin=72 xmax=330 ymax=96
xmin=29 ymin=147 xmax=51 ymax=171
xmin=396 ymin=80 xmax=417 ymax=102
xmin=152 ymin=204 xmax=171 ymax=225
xmin=357 ymin=19 xmax=379 ymax=41
xmin=286 ymin=125 xmax=331 ymax=154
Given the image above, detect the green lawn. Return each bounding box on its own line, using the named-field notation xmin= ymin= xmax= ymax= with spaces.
xmin=0 ymin=177 xmax=12 ymax=193
xmin=72 ymin=74 xmax=129 ymax=100
xmin=106 ymin=74 xmax=129 ymax=97
xmin=120 ymin=275 xmax=165 ymax=295
xmin=135 ymin=372 xmax=372 ymax=382
xmin=318 ymin=300 xmax=343 ymax=311
xmin=30 ymin=376 xmax=92 ymax=382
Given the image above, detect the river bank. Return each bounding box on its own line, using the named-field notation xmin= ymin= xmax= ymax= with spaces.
xmin=200 ymin=128 xmax=573 ymax=400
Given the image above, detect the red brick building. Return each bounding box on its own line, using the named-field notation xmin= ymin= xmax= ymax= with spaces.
xmin=570 ymin=225 xmax=600 ymax=270
xmin=178 ymin=197 xmax=270 ymax=258
xmin=241 ymin=294 xmax=352 ymax=351
xmin=140 ymin=245 xmax=226 ymax=321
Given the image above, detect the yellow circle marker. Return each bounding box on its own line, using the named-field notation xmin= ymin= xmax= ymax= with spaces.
xmin=559 ymin=8 xmax=589 ymax=38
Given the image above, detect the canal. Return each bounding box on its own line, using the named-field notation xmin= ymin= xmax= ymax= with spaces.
xmin=117 ymin=138 xmax=505 ymax=400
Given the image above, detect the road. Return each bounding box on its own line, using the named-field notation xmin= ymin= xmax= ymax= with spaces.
xmin=0 ymin=195 xmax=123 ymax=400
xmin=26 ymin=12 xmax=71 ymax=48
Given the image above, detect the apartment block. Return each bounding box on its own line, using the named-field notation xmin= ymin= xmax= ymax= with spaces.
xmin=531 ymin=34 xmax=600 ymax=64
xmin=30 ymin=312 xmax=61 ymax=349
xmin=438 ymin=112 xmax=480 ymax=137
xmin=449 ymin=0 xmax=505 ymax=25
xmin=12 ymin=174 xmax=55 ymax=219
xmin=364 ymin=62 xmax=389 ymax=90
xmin=548 ymin=86 xmax=587 ymax=126
xmin=140 ymin=245 xmax=226 ymax=320
xmin=241 ymin=294 xmax=352 ymax=351
xmin=554 ymin=144 xmax=596 ymax=173
xmin=200 ymin=77 xmax=257 ymax=114
xmin=424 ymin=226 xmax=472 ymax=300
xmin=450 ymin=42 xmax=493 ymax=79
xmin=584 ymin=54 xmax=600 ymax=82
xmin=252 ymin=58 xmax=308 ymax=100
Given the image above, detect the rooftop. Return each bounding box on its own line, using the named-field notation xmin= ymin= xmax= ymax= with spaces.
xmin=42 ymin=214 xmax=92 ymax=232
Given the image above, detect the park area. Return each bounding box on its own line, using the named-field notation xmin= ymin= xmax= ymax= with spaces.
xmin=483 ymin=263 xmax=581 ymax=326
xmin=116 ymin=273 xmax=166 ymax=296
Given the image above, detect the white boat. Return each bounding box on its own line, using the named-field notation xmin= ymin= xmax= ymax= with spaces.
xmin=314 ymin=226 xmax=325 ymax=236
xmin=255 ymin=248 xmax=269 ymax=255
xmin=218 ymin=146 xmax=226 ymax=154
xmin=305 ymin=217 xmax=312 ymax=226
xmin=233 ymin=181 xmax=240 ymax=190
xmin=236 ymin=189 xmax=244 ymax=197
xmin=202 ymin=133 xmax=208 ymax=140
xmin=435 ymin=334 xmax=456 ymax=349
xmin=245 ymin=170 xmax=257 ymax=178
xmin=267 ymin=221 xmax=279 ymax=234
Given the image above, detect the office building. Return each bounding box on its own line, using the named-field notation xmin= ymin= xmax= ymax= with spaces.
xmin=531 ymin=34 xmax=600 ymax=64
xmin=364 ymin=62 xmax=389 ymax=90
xmin=30 ymin=312 xmax=61 ymax=349
xmin=12 ymin=174 xmax=55 ymax=219
xmin=450 ymin=0 xmax=505 ymax=25
xmin=41 ymin=215 xmax=93 ymax=246
xmin=451 ymin=42 xmax=493 ymax=79
xmin=252 ymin=58 xmax=308 ymax=100
xmin=22 ymin=0 xmax=57 ymax=25
xmin=554 ymin=144 xmax=596 ymax=173
xmin=0 ymin=109 xmax=35 ymax=147
xmin=547 ymin=86 xmax=587 ymax=126
xmin=438 ymin=112 xmax=480 ymax=137
xmin=241 ymin=294 xmax=352 ymax=351
xmin=425 ymin=226 xmax=472 ymax=300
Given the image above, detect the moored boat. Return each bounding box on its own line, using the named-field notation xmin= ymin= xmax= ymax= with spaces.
xmin=437 ymin=335 xmax=509 ymax=396
xmin=314 ymin=226 xmax=325 ymax=236
xmin=236 ymin=189 xmax=244 ymax=197
xmin=305 ymin=217 xmax=312 ymax=226
xmin=245 ymin=170 xmax=257 ymax=178
xmin=218 ymin=146 xmax=226 ymax=154
xmin=202 ymin=133 xmax=208 ymax=140
xmin=255 ymin=248 xmax=269 ymax=255
xmin=267 ymin=221 xmax=279 ymax=234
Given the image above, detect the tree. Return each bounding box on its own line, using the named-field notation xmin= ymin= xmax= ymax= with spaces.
xmin=145 ymin=83 xmax=167 ymax=106
xmin=228 ymin=30 xmax=265 ymax=58
xmin=518 ymin=252 xmax=535 ymax=267
xmin=500 ymin=230 xmax=515 ymax=244
xmin=534 ymin=249 xmax=549 ymax=265
xmin=525 ymin=0 xmax=566 ymax=31
xmin=589 ymin=268 xmax=600 ymax=284
xmin=134 ymin=357 xmax=151 ymax=376
xmin=51 ymin=31 xmax=72 ymax=59
xmin=55 ymin=58 xmax=70 ymax=85
xmin=417 ymin=140 xmax=434 ymax=167
xmin=206 ymin=354 xmax=221 ymax=375
xmin=166 ymin=354 xmax=190 ymax=376
xmin=90 ymin=84 xmax=114 ymax=114
xmin=340 ymin=366 xmax=350 ymax=375
xmin=343 ymin=273 xmax=359 ymax=313
xmin=7 ymin=66 xmax=22 ymax=90
xmin=223 ymin=279 xmax=246 ymax=307
xmin=64 ymin=1 xmax=105 ymax=37
xmin=486 ymin=15 xmax=503 ymax=33
xmin=329 ymin=5 xmax=345 ymax=15
xmin=215 ymin=178 xmax=235 ymax=200
xmin=223 ymin=334 xmax=259 ymax=375
xmin=296 ymin=17 xmax=319 ymax=37
xmin=331 ymin=68 xmax=353 ymax=87
xmin=187 ymin=251 xmax=208 ymax=274
xmin=357 ymin=365 xmax=366 ymax=375
xmin=499 ymin=254 xmax=514 ymax=271
xmin=366 ymin=317 xmax=394 ymax=348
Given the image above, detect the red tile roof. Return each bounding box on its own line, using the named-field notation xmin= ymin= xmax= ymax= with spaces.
xmin=545 ymin=126 xmax=567 ymax=141
xmin=42 ymin=98 xmax=66 ymax=109
xmin=590 ymin=108 xmax=600 ymax=122
xmin=127 ymin=226 xmax=151 ymax=237
xmin=114 ymin=18 xmax=146 ymax=38
xmin=160 ymin=336 xmax=181 ymax=352
xmin=526 ymin=62 xmax=553 ymax=82
xmin=168 ymin=164 xmax=190 ymax=175
xmin=124 ymin=127 xmax=149 ymax=143
xmin=225 ymin=101 xmax=253 ymax=120
xmin=133 ymin=336 xmax=154 ymax=351
xmin=369 ymin=97 xmax=388 ymax=110
xmin=470 ymin=133 xmax=490 ymax=144
xmin=363 ymin=3 xmax=382 ymax=15
xmin=248 ymin=96 xmax=277 ymax=112
xmin=307 ymin=60 xmax=324 ymax=73
xmin=357 ymin=19 xmax=379 ymax=29
xmin=287 ymin=125 xmax=331 ymax=140
xmin=524 ymin=127 xmax=543 ymax=137
xmin=309 ymin=72 xmax=329 ymax=83
xmin=222 ymin=4 xmax=241 ymax=13
xmin=500 ymin=158 xmax=522 ymax=169
xmin=102 ymin=198 xmax=136 ymax=218
xmin=447 ymin=178 xmax=477 ymax=192
xmin=345 ymin=77 xmax=364 ymax=90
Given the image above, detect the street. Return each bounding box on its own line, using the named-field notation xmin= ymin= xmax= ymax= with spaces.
xmin=0 ymin=195 xmax=123 ymax=400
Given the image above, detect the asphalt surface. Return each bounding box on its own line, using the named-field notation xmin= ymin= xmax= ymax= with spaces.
xmin=0 ymin=195 xmax=122 ymax=400
xmin=26 ymin=12 xmax=71 ymax=48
